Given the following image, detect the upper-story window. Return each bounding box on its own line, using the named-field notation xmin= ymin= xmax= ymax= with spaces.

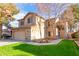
xmin=27 ymin=17 xmax=32 ymax=23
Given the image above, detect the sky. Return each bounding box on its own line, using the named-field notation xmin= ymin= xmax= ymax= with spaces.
xmin=9 ymin=3 xmax=71 ymax=28
xmin=9 ymin=3 xmax=37 ymax=28
xmin=14 ymin=3 xmax=37 ymax=19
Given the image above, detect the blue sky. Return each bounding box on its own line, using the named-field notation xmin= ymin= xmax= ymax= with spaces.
xmin=14 ymin=3 xmax=37 ymax=19
xmin=9 ymin=3 xmax=71 ymax=28
xmin=10 ymin=3 xmax=38 ymax=27
xmin=16 ymin=3 xmax=37 ymax=13
xmin=14 ymin=3 xmax=71 ymax=19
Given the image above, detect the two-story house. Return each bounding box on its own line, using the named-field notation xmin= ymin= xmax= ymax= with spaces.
xmin=12 ymin=12 xmax=45 ymax=41
xmin=12 ymin=6 xmax=75 ymax=41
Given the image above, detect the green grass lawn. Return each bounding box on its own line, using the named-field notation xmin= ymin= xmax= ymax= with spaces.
xmin=0 ymin=40 xmax=79 ymax=56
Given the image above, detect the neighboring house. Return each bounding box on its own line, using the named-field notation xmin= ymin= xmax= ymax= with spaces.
xmin=12 ymin=12 xmax=45 ymax=41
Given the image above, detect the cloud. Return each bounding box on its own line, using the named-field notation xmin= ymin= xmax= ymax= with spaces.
xmin=13 ymin=12 xmax=26 ymax=20
xmin=10 ymin=21 xmax=19 ymax=27
xmin=10 ymin=12 xmax=27 ymax=27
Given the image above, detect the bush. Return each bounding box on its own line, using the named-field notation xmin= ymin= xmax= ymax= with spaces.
xmin=32 ymin=38 xmax=50 ymax=43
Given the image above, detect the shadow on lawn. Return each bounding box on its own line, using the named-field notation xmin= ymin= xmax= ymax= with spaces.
xmin=13 ymin=43 xmax=58 ymax=56
xmin=13 ymin=40 xmax=79 ymax=56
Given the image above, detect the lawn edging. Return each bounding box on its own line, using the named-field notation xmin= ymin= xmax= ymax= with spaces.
xmin=23 ymin=39 xmax=62 ymax=45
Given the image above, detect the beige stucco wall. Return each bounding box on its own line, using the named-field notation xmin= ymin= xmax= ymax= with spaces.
xmin=31 ymin=16 xmax=45 ymax=40
xmin=12 ymin=28 xmax=31 ymax=41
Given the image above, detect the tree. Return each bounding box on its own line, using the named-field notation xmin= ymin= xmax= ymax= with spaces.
xmin=65 ymin=4 xmax=79 ymax=32
xmin=36 ymin=3 xmax=69 ymax=39
xmin=0 ymin=3 xmax=19 ymax=38
xmin=0 ymin=3 xmax=19 ymax=24
xmin=36 ymin=3 xmax=69 ymax=18
xmin=72 ymin=4 xmax=79 ymax=23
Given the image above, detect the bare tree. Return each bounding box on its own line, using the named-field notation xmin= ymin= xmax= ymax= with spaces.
xmin=36 ymin=3 xmax=70 ymax=18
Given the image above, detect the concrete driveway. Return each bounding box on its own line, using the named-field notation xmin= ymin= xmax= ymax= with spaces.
xmin=0 ymin=40 xmax=18 ymax=46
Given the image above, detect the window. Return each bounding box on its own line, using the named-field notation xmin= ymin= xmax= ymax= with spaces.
xmin=48 ymin=31 xmax=51 ymax=36
xmin=20 ymin=21 xmax=24 ymax=26
xmin=27 ymin=18 xmax=32 ymax=23
xmin=48 ymin=22 xmax=50 ymax=26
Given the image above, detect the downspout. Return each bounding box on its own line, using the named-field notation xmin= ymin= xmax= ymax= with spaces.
xmin=65 ymin=21 xmax=69 ymax=38
xmin=55 ymin=17 xmax=59 ymax=39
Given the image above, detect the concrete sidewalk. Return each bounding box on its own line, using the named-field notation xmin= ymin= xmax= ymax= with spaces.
xmin=0 ymin=39 xmax=62 ymax=46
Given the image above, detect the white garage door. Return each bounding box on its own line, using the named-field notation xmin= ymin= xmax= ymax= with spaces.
xmin=14 ymin=31 xmax=25 ymax=40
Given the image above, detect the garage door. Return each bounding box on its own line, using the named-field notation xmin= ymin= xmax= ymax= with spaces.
xmin=14 ymin=31 xmax=25 ymax=40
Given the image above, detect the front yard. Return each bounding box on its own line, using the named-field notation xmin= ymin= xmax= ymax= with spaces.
xmin=0 ymin=40 xmax=79 ymax=56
